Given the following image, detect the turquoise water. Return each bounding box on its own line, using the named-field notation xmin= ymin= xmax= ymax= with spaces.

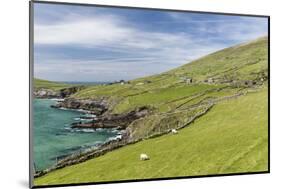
xmin=33 ymin=99 xmax=117 ymax=171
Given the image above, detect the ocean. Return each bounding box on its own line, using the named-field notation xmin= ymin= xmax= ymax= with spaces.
xmin=33 ymin=99 xmax=118 ymax=171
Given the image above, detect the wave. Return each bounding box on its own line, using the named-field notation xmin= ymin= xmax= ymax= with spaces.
xmin=111 ymin=129 xmax=119 ymax=133
xmin=84 ymin=114 xmax=96 ymax=118
xmin=50 ymin=98 xmax=65 ymax=102
xmin=81 ymin=141 xmax=102 ymax=149
xmin=75 ymin=128 xmax=96 ymax=133
xmin=107 ymin=135 xmax=122 ymax=141
xmin=64 ymin=127 xmax=121 ymax=135
xmin=57 ymin=107 xmax=93 ymax=114
xmin=96 ymin=128 xmax=105 ymax=132
xmin=76 ymin=109 xmax=92 ymax=114
xmin=73 ymin=118 xmax=89 ymax=121
xmin=70 ymin=128 xmax=107 ymax=133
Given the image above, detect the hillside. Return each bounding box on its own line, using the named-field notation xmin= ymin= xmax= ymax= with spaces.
xmin=34 ymin=37 xmax=268 ymax=186
xmin=33 ymin=78 xmax=87 ymax=98
xmin=72 ymin=37 xmax=267 ymax=109
xmin=70 ymin=37 xmax=268 ymax=140
xmin=35 ymin=88 xmax=268 ymax=185
xmin=34 ymin=78 xmax=71 ymax=91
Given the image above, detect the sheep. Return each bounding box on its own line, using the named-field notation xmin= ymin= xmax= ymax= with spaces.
xmin=140 ymin=153 xmax=150 ymax=161
xmin=171 ymin=129 xmax=178 ymax=134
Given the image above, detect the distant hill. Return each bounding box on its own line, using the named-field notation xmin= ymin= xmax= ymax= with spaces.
xmin=167 ymin=36 xmax=268 ymax=82
xmin=34 ymin=78 xmax=72 ymax=91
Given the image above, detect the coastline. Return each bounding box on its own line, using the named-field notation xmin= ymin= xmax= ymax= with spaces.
xmin=33 ymin=92 xmax=214 ymax=178
xmin=33 ymin=93 xmax=145 ymax=177
xmin=33 ymin=81 xmax=266 ymax=178
xmin=33 ymin=86 xmax=256 ymax=178
xmin=33 ymin=96 xmax=126 ymax=175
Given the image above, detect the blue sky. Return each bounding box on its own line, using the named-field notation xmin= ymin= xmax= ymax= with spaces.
xmin=34 ymin=3 xmax=268 ymax=82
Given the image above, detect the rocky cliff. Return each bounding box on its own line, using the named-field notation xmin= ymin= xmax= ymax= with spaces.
xmin=34 ymin=86 xmax=85 ymax=99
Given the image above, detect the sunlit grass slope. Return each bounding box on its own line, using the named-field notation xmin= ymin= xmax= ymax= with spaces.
xmin=72 ymin=37 xmax=268 ymax=115
xmin=70 ymin=37 xmax=268 ymax=140
xmin=35 ymin=88 xmax=268 ymax=185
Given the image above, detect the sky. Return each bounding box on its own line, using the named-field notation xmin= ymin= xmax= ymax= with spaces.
xmin=34 ymin=3 xmax=268 ymax=82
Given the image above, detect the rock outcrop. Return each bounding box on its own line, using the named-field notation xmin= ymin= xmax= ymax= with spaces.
xmin=34 ymin=89 xmax=60 ymax=98
xmin=59 ymin=86 xmax=85 ymax=98
xmin=51 ymin=98 xmax=109 ymax=116
xmin=71 ymin=106 xmax=150 ymax=129
xmin=34 ymin=86 xmax=85 ymax=99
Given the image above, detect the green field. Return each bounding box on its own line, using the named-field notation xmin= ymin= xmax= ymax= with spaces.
xmin=72 ymin=37 xmax=268 ymax=114
xmin=34 ymin=78 xmax=71 ymax=91
xmin=34 ymin=37 xmax=268 ymax=186
xmin=35 ymin=88 xmax=268 ymax=185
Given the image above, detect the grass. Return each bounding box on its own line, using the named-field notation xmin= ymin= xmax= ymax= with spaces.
xmin=71 ymin=37 xmax=268 ymax=115
xmin=34 ymin=78 xmax=72 ymax=91
xmin=112 ymin=84 xmax=220 ymax=114
xmin=35 ymin=88 xmax=268 ymax=186
xmin=168 ymin=36 xmax=268 ymax=81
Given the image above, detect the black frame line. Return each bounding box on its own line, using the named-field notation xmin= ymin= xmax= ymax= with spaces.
xmin=29 ymin=1 xmax=34 ymax=189
xmin=29 ymin=0 xmax=270 ymax=188
xmin=32 ymin=0 xmax=269 ymax=18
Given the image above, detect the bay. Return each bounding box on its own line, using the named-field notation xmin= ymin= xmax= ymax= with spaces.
xmin=33 ymin=99 xmax=117 ymax=171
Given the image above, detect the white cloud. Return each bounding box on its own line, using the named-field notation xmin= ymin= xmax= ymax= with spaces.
xmin=35 ymin=16 xmax=131 ymax=46
xmin=34 ymin=11 xmax=267 ymax=81
xmin=35 ymin=15 xmax=198 ymax=56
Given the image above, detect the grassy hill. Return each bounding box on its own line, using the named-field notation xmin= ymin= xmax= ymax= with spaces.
xmin=34 ymin=78 xmax=71 ymax=91
xmin=72 ymin=37 xmax=267 ymax=113
xmin=34 ymin=37 xmax=268 ymax=186
xmin=35 ymin=88 xmax=268 ymax=185
xmin=71 ymin=37 xmax=268 ymax=140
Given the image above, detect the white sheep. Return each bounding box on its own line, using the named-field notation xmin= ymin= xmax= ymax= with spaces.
xmin=140 ymin=153 xmax=150 ymax=161
xmin=171 ymin=129 xmax=178 ymax=134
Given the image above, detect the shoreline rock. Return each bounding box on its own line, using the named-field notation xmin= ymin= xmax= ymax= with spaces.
xmin=33 ymin=86 xmax=85 ymax=99
xmin=51 ymin=98 xmax=109 ymax=116
xmin=34 ymin=134 xmax=131 ymax=178
xmin=71 ymin=106 xmax=150 ymax=129
xmin=33 ymin=89 xmax=61 ymax=99
xmin=34 ymin=103 xmax=213 ymax=178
